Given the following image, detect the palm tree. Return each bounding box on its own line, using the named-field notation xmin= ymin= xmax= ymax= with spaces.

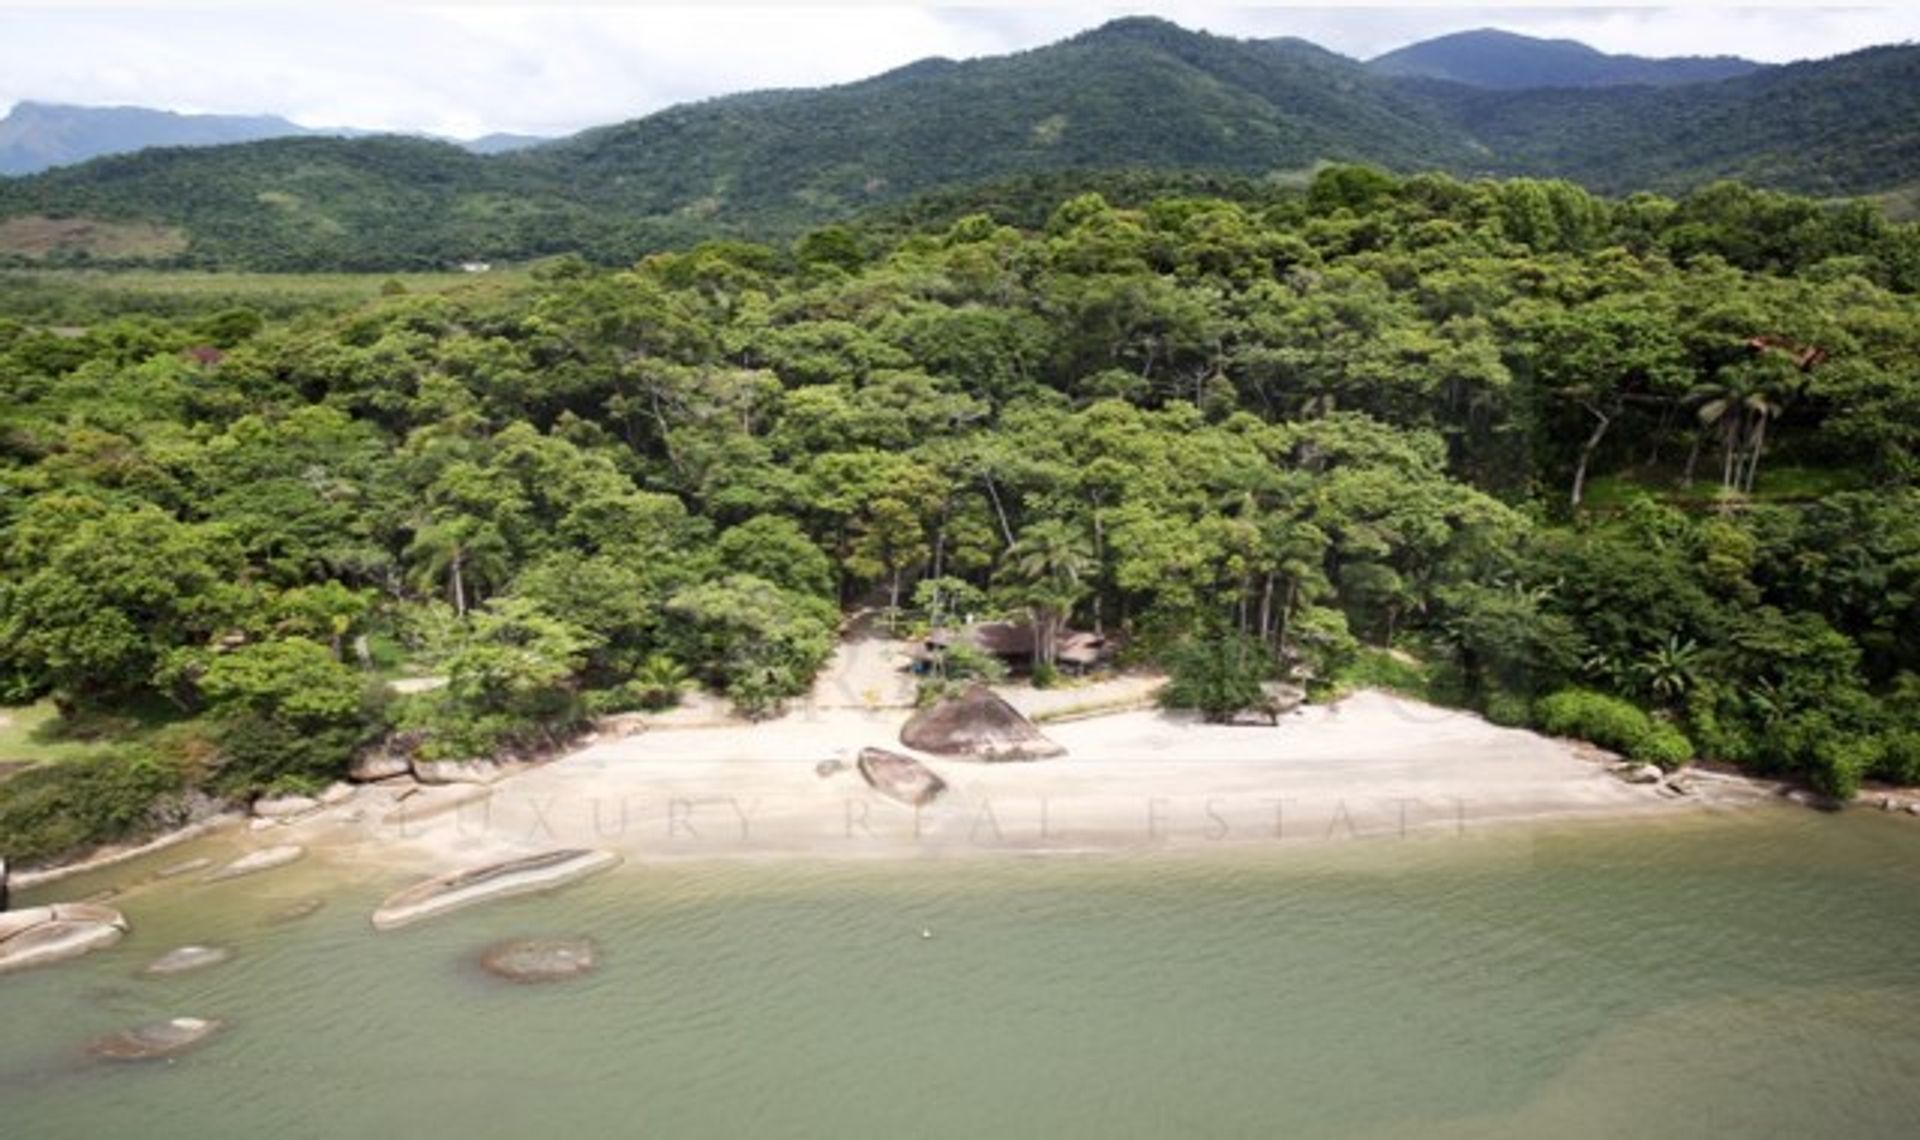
xmin=405 ymin=516 xmax=510 ymax=617
xmin=1689 ymin=356 xmax=1799 ymax=494
xmin=1004 ymin=520 xmax=1094 ymax=670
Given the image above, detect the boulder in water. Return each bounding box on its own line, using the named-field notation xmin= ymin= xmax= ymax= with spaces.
xmin=371 ymin=849 xmax=621 ymax=931
xmin=0 ymin=903 xmax=129 ymax=974
xmin=857 ymin=747 xmax=947 ymax=807
xmin=900 ymin=684 xmax=1064 ymax=761
xmin=479 ymin=937 xmax=599 ymax=982
xmin=88 ymin=1016 xmax=223 ymax=1061
xmin=142 ymin=945 xmax=233 ymax=976
xmin=204 ymin=844 xmax=305 ymax=882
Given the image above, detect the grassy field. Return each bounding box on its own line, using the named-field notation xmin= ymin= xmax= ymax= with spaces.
xmin=0 ymin=266 xmax=531 ymax=323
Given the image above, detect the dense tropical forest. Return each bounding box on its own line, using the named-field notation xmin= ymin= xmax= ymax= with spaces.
xmin=2 ymin=18 xmax=1918 ymax=272
xmin=3 ymin=167 xmax=1920 ymax=864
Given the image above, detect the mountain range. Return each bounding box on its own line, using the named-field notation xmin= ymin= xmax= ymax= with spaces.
xmin=0 ymin=19 xmax=1913 ymax=270
xmin=0 ymin=100 xmax=546 ymax=176
xmin=1364 ymin=27 xmax=1765 ymax=88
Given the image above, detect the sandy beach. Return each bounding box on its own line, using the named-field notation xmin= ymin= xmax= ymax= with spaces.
xmin=273 ymin=670 xmax=1770 ymax=876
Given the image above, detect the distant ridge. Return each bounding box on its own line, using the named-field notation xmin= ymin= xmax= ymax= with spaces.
xmin=1367 ymin=28 xmax=1766 ymax=89
xmin=0 ymin=101 xmax=547 ymax=175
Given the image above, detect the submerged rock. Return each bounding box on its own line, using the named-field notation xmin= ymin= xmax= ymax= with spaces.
xmin=142 ymin=945 xmax=233 ymax=976
xmin=154 ymin=857 xmax=214 ymax=880
xmin=88 ymin=1016 xmax=223 ymax=1061
xmin=204 ymin=845 xmax=305 ymax=882
xmin=370 ymin=849 xmax=621 ymax=931
xmin=1621 ymin=764 xmax=1665 ymax=785
xmin=815 ymin=758 xmax=847 ymax=778
xmin=0 ymin=903 xmax=129 ymax=974
xmin=263 ymin=898 xmax=326 ymax=925
xmin=857 ymin=747 xmax=947 ymax=807
xmin=479 ymin=937 xmax=599 ymax=982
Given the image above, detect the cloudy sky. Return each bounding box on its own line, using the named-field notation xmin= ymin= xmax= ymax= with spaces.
xmin=2 ymin=3 xmax=1915 ymax=139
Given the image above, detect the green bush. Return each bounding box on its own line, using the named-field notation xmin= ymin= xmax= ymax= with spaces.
xmin=0 ymin=750 xmax=187 ymax=865
xmin=1159 ymin=632 xmax=1272 ymax=722
xmin=1630 ymin=722 xmax=1696 ymax=768
xmin=1536 ymin=688 xmax=1695 ymax=769
xmin=1482 ymin=689 xmax=1534 ymax=728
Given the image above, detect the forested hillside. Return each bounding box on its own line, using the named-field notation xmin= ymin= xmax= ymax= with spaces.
xmin=3 ymin=169 xmax=1919 ymax=863
xmin=1 ymin=18 xmax=1916 ymax=270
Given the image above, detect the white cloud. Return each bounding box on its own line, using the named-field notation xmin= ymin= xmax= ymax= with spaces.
xmin=0 ymin=4 xmax=1914 ymax=138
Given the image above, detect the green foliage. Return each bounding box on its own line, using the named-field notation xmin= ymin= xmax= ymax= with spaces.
xmin=1160 ymin=632 xmax=1274 ymax=722
xmin=198 ymin=637 xmax=377 ymax=790
xmin=0 ymin=746 xmax=188 ymax=865
xmin=1536 ymin=688 xmax=1695 ymax=769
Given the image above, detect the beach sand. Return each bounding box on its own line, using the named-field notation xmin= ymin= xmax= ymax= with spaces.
xmin=284 ymin=682 xmax=1768 ymax=876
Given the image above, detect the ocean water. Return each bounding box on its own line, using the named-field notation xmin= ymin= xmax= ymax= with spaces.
xmin=4 ymin=809 xmax=1919 ymax=1139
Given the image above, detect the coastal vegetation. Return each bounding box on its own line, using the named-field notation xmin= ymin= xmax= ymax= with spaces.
xmin=3 ymin=165 xmax=1920 ymax=863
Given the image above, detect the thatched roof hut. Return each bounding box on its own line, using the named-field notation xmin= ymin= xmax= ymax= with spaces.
xmin=900 ymin=683 xmax=1066 ymax=761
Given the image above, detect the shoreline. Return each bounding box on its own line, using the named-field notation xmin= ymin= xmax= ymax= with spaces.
xmin=6 ymin=684 xmax=1876 ymax=893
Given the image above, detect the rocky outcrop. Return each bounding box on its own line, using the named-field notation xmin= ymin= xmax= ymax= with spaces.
xmin=349 ymin=749 xmax=412 ymax=782
xmin=143 ymin=944 xmax=233 ymax=975
xmin=0 ymin=903 xmax=129 ymax=973
xmin=901 ymin=684 xmax=1064 ymax=761
xmin=251 ymin=794 xmax=320 ymax=820
xmin=857 ymin=747 xmax=947 ymax=807
xmin=370 ymin=849 xmax=621 ymax=931
xmin=204 ymin=844 xmax=305 ymax=882
xmin=480 ymin=937 xmax=599 ymax=982
xmin=88 ymin=1017 xmax=223 ymax=1061
xmin=410 ymin=757 xmax=508 ymax=785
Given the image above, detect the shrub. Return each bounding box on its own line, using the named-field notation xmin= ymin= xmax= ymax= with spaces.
xmin=1482 ymin=689 xmax=1534 ymax=728
xmin=0 ymin=749 xmax=187 ymax=865
xmin=1536 ymin=687 xmax=1695 ymax=769
xmin=1160 ymin=632 xmax=1272 ymax=722
xmin=1629 ymin=722 xmax=1696 ymax=768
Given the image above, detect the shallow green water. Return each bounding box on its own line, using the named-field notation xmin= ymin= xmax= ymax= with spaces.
xmin=5 ymin=810 xmax=1920 ymax=1139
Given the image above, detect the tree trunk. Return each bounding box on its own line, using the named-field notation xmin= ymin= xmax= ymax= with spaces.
xmin=1682 ymin=429 xmax=1704 ymax=488
xmin=1742 ymin=415 xmax=1769 ymax=494
xmin=982 ymin=474 xmax=1016 ymax=549
xmin=450 ymin=551 xmax=467 ymax=617
xmin=1570 ymin=401 xmax=1613 ymax=509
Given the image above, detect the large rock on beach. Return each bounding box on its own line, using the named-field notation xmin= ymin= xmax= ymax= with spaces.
xmin=857 ymin=747 xmax=948 ymax=807
xmin=349 ymin=749 xmax=413 ymax=782
xmin=88 ymin=1017 xmax=223 ymax=1061
xmin=901 ymin=684 xmax=1064 ymax=761
xmin=142 ymin=945 xmax=233 ymax=975
xmin=370 ymin=849 xmax=621 ymax=931
xmin=479 ymin=937 xmax=599 ymax=982
xmin=0 ymin=903 xmax=129 ymax=974
xmin=204 ymin=844 xmax=305 ymax=882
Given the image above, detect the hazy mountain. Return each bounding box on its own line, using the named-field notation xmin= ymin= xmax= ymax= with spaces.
xmin=0 ymin=100 xmax=546 ymax=175
xmin=0 ymin=18 xmax=1911 ymax=269
xmin=1367 ymin=28 xmax=1766 ymax=89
